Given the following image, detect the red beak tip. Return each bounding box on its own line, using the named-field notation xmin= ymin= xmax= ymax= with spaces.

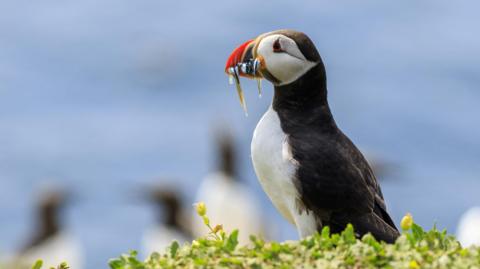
xmin=225 ymin=39 xmax=254 ymax=72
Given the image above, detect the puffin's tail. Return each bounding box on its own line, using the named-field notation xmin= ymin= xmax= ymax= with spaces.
xmin=329 ymin=212 xmax=400 ymax=244
xmin=350 ymin=213 xmax=400 ymax=243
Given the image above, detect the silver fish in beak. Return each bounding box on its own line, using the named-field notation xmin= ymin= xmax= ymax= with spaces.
xmin=225 ymin=40 xmax=263 ymax=116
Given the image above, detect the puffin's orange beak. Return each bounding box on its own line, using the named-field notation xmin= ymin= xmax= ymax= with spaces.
xmin=225 ymin=40 xmax=252 ymax=73
xmin=224 ymin=39 xmax=260 ymax=78
xmin=225 ymin=40 xmax=252 ymax=75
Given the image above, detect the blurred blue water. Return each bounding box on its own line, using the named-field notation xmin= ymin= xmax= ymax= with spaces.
xmin=1 ymin=0 xmax=480 ymax=267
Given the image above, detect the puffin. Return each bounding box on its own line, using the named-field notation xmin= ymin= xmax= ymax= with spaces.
xmin=142 ymin=187 xmax=191 ymax=255
xmin=192 ymin=130 xmax=264 ymax=244
xmin=224 ymin=29 xmax=399 ymax=243
xmin=14 ymin=189 xmax=83 ymax=268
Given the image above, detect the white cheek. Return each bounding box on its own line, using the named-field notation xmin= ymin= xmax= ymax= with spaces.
xmin=265 ymin=53 xmax=315 ymax=85
xmin=257 ymin=36 xmax=317 ymax=85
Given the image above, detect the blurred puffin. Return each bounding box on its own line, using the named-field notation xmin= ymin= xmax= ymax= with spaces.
xmin=457 ymin=207 xmax=480 ymax=246
xmin=15 ymin=189 xmax=83 ymax=268
xmin=224 ymin=30 xmax=399 ymax=242
xmin=142 ymin=187 xmax=191 ymax=255
xmin=192 ymin=131 xmax=263 ymax=244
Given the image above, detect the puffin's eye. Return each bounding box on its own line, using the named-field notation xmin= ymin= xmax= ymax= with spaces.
xmin=273 ymin=39 xmax=282 ymax=53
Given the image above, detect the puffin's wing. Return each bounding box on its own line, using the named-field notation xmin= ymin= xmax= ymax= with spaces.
xmin=328 ymin=165 xmax=400 ymax=243
xmin=291 ymin=132 xmax=399 ymax=242
xmin=364 ymin=166 xmax=398 ymax=229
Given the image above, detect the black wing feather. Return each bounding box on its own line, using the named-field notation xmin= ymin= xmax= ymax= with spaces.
xmin=289 ymin=127 xmax=399 ymax=242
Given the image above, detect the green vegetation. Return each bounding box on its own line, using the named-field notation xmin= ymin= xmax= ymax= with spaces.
xmin=30 ymin=204 xmax=480 ymax=268
xmin=107 ymin=224 xmax=479 ymax=269
xmin=30 ymin=260 xmax=69 ymax=269
xmin=107 ymin=204 xmax=479 ymax=269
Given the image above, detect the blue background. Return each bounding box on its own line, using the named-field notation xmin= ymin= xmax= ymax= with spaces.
xmin=1 ymin=1 xmax=479 ymax=268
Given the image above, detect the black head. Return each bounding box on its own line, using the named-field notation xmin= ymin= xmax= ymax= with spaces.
xmin=38 ymin=190 xmax=66 ymax=234
xmin=215 ymin=130 xmax=237 ymax=179
xmin=149 ymin=188 xmax=182 ymax=227
xmin=20 ymin=190 xmax=67 ymax=252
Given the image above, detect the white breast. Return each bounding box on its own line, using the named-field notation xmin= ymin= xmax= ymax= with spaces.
xmin=142 ymin=225 xmax=189 ymax=256
xmin=14 ymin=232 xmax=83 ymax=269
xmin=457 ymin=207 xmax=480 ymax=246
xmin=251 ymin=106 xmax=317 ymax=238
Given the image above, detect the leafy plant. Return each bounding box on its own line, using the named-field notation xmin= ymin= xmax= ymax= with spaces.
xmin=28 ymin=260 xmax=69 ymax=269
xmin=28 ymin=204 xmax=480 ymax=268
xmin=107 ymin=205 xmax=480 ymax=268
